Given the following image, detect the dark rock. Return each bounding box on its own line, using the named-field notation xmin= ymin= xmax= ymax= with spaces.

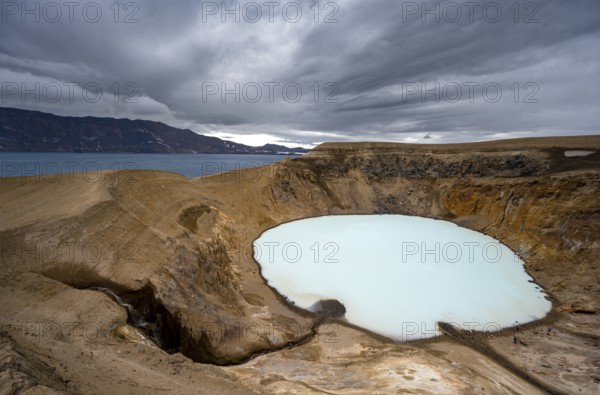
xmin=309 ymin=299 xmax=346 ymax=318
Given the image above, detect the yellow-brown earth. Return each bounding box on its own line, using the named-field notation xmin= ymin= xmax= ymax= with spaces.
xmin=1 ymin=136 xmax=599 ymax=394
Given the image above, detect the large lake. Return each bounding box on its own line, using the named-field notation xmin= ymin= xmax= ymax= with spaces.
xmin=0 ymin=152 xmax=292 ymax=179
xmin=254 ymin=215 xmax=552 ymax=341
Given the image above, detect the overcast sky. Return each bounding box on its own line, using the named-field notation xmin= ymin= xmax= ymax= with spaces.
xmin=1 ymin=0 xmax=599 ymax=147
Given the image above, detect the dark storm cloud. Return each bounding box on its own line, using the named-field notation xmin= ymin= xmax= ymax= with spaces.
xmin=291 ymin=0 xmax=600 ymax=94
xmin=1 ymin=0 xmax=599 ymax=146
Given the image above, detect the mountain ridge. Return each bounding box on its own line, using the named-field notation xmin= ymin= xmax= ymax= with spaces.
xmin=0 ymin=107 xmax=309 ymax=154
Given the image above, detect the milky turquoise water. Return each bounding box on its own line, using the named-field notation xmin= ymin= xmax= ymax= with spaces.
xmin=254 ymin=215 xmax=552 ymax=341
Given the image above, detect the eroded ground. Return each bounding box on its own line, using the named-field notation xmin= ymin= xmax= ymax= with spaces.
xmin=1 ymin=136 xmax=599 ymax=394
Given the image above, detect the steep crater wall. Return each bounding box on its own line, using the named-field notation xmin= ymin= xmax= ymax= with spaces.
xmin=1 ymin=138 xmax=598 ymax=367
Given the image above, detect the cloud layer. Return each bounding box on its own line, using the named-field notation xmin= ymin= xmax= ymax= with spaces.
xmin=1 ymin=0 xmax=599 ymax=146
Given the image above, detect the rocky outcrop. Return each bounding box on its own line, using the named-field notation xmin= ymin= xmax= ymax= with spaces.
xmin=0 ymin=335 xmax=70 ymax=394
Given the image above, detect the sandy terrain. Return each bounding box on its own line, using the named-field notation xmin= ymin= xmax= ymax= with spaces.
xmin=1 ymin=135 xmax=599 ymax=394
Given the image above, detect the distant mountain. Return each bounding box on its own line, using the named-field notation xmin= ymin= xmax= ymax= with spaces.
xmin=0 ymin=107 xmax=309 ymax=154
